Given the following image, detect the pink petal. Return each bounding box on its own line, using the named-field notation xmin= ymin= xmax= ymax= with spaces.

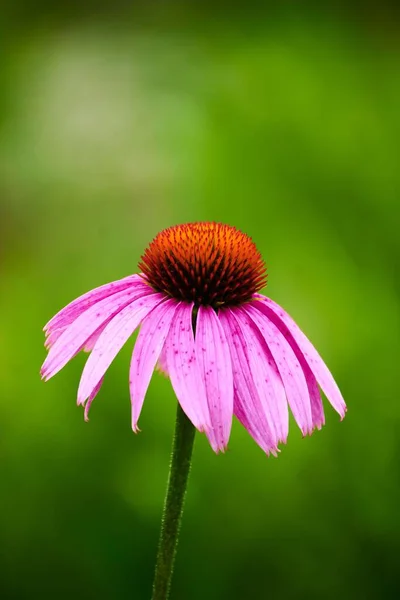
xmin=156 ymin=343 xmax=169 ymax=376
xmin=45 ymin=327 xmax=66 ymax=349
xmin=41 ymin=286 xmax=153 ymax=381
xmin=309 ymin=383 xmax=325 ymax=430
xmin=130 ymin=299 xmax=179 ymax=431
xmin=251 ymin=301 xmax=324 ymax=430
xmin=44 ymin=274 xmax=147 ymax=333
xmin=46 ymin=322 xmax=109 ymax=352
xmin=165 ymin=303 xmax=211 ymax=433
xmin=244 ymin=303 xmax=313 ymax=436
xmin=45 ymin=279 xmax=149 ymax=350
xmin=219 ymin=309 xmax=278 ymax=455
xmin=82 ymin=318 xmax=114 ymax=352
xmin=253 ymin=295 xmax=345 ymax=419
xmin=84 ymin=377 xmax=104 ymax=421
xmin=78 ymin=293 xmax=165 ymax=405
xmin=195 ymin=306 xmax=234 ymax=453
xmin=229 ymin=307 xmax=289 ymax=445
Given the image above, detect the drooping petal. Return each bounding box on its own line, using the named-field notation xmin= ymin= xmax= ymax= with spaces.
xmin=45 ymin=327 xmax=66 ymax=349
xmin=253 ymin=295 xmax=346 ymax=419
xmin=165 ymin=303 xmax=211 ymax=433
xmin=252 ymin=297 xmax=325 ymax=430
xmin=77 ymin=293 xmax=165 ymax=405
xmin=195 ymin=305 xmax=234 ymax=452
xmin=219 ymin=309 xmax=278 ymax=455
xmin=46 ymin=319 xmax=114 ymax=353
xmin=250 ymin=303 xmax=325 ymax=430
xmin=156 ymin=343 xmax=169 ymax=376
xmin=84 ymin=377 xmax=104 ymax=421
xmin=130 ymin=299 xmax=179 ymax=431
xmin=230 ymin=307 xmax=289 ymax=445
xmin=41 ymin=286 xmax=154 ymax=381
xmin=82 ymin=318 xmax=114 ymax=352
xmin=308 ymin=381 xmax=325 ymax=430
xmin=44 ymin=274 xmax=147 ymax=333
xmin=244 ymin=303 xmax=313 ymax=436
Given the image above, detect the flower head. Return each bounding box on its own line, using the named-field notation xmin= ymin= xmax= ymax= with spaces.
xmin=41 ymin=222 xmax=346 ymax=455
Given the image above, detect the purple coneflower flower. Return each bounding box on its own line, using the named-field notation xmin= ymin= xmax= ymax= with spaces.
xmin=41 ymin=222 xmax=346 ymax=454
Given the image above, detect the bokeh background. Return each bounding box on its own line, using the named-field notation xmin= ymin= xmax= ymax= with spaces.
xmin=1 ymin=2 xmax=400 ymax=598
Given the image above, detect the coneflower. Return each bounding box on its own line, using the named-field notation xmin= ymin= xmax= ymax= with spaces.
xmin=41 ymin=222 xmax=346 ymax=598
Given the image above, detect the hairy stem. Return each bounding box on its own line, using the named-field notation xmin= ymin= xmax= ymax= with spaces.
xmin=151 ymin=404 xmax=196 ymax=600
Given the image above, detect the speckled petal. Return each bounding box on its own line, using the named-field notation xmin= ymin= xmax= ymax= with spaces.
xmin=244 ymin=303 xmax=313 ymax=436
xmin=130 ymin=299 xmax=179 ymax=431
xmin=219 ymin=309 xmax=278 ymax=455
xmin=156 ymin=343 xmax=169 ymax=376
xmin=165 ymin=303 xmax=211 ymax=433
xmin=231 ymin=307 xmax=289 ymax=445
xmin=254 ymin=295 xmax=346 ymax=419
xmin=44 ymin=274 xmax=147 ymax=334
xmin=77 ymin=293 xmax=165 ymax=406
xmin=195 ymin=305 xmax=234 ymax=453
xmin=41 ymin=286 xmax=153 ymax=381
xmin=82 ymin=318 xmax=114 ymax=353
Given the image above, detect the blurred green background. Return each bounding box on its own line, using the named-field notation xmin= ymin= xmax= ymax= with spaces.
xmin=1 ymin=2 xmax=399 ymax=599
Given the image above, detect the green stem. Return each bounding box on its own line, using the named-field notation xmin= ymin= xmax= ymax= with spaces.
xmin=152 ymin=403 xmax=196 ymax=600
